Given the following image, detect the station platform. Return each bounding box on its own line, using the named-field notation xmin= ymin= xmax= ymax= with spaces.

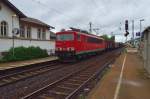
xmin=0 ymin=56 xmax=57 ymax=70
xmin=87 ymin=48 xmax=150 ymax=99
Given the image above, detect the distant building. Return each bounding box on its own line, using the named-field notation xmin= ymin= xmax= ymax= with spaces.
xmin=142 ymin=27 xmax=150 ymax=74
xmin=126 ymin=38 xmax=140 ymax=48
xmin=0 ymin=0 xmax=55 ymax=57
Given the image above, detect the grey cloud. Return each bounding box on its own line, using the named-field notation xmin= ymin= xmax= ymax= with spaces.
xmin=10 ymin=0 xmax=150 ymax=42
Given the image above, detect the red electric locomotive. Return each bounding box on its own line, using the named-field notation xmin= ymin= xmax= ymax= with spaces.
xmin=55 ymin=28 xmax=105 ymax=61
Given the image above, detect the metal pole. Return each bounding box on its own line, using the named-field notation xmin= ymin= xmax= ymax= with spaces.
xmin=140 ymin=21 xmax=142 ymax=34
xmin=126 ymin=36 xmax=128 ymax=42
xmin=139 ymin=19 xmax=144 ymax=52
xmin=132 ymin=20 xmax=134 ymax=46
xmin=12 ymin=16 xmax=15 ymax=57
xmin=89 ymin=22 xmax=92 ymax=33
xmin=93 ymin=28 xmax=100 ymax=35
xmin=140 ymin=19 xmax=144 ymax=36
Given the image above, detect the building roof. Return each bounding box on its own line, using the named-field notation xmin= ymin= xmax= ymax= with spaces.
xmin=1 ymin=0 xmax=55 ymax=29
xmin=1 ymin=0 xmax=27 ymax=18
xmin=50 ymin=31 xmax=56 ymax=37
xmin=143 ymin=26 xmax=150 ymax=34
xmin=21 ymin=17 xmax=55 ymax=29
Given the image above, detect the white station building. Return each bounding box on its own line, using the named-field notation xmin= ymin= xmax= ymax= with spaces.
xmin=0 ymin=0 xmax=55 ymax=57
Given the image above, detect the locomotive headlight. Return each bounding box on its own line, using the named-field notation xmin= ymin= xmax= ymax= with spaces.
xmin=70 ymin=47 xmax=75 ymax=51
xmin=67 ymin=48 xmax=70 ymax=51
xmin=59 ymin=48 xmax=62 ymax=51
xmin=67 ymin=47 xmax=74 ymax=51
xmin=55 ymin=48 xmax=59 ymax=51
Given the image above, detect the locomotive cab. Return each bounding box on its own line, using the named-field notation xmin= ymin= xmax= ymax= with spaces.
xmin=55 ymin=31 xmax=76 ymax=59
xmin=55 ymin=29 xmax=106 ymax=61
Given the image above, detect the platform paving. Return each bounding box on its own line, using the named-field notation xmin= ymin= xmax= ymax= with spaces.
xmin=87 ymin=48 xmax=150 ymax=99
xmin=0 ymin=56 xmax=57 ymax=70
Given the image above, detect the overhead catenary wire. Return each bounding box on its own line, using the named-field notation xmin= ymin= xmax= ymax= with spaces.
xmin=11 ymin=0 xmax=82 ymax=28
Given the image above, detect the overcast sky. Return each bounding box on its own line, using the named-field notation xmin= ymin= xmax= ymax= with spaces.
xmin=10 ymin=0 xmax=150 ymax=42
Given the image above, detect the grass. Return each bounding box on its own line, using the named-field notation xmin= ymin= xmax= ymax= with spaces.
xmin=1 ymin=46 xmax=49 ymax=62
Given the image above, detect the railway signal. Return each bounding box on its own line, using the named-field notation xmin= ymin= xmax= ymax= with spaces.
xmin=125 ymin=20 xmax=128 ymax=31
xmin=124 ymin=20 xmax=129 ymax=37
xmin=124 ymin=31 xmax=129 ymax=37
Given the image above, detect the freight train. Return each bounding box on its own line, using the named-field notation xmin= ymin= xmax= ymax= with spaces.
xmin=55 ymin=28 xmax=121 ymax=61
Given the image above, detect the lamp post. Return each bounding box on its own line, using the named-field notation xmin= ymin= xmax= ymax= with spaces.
xmin=139 ymin=19 xmax=145 ymax=41
xmin=139 ymin=19 xmax=145 ymax=52
xmin=89 ymin=22 xmax=92 ymax=33
xmin=140 ymin=19 xmax=145 ymax=35
xmin=12 ymin=14 xmax=17 ymax=57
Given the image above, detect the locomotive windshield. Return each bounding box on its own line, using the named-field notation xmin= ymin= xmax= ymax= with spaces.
xmin=57 ymin=34 xmax=74 ymax=41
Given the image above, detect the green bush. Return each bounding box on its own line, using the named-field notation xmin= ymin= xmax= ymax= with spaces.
xmin=2 ymin=46 xmax=48 ymax=62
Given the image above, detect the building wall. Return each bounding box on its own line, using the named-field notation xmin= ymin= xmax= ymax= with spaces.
xmin=0 ymin=38 xmax=55 ymax=55
xmin=143 ymin=32 xmax=150 ymax=74
xmin=148 ymin=32 xmax=150 ymax=73
xmin=0 ymin=2 xmax=55 ymax=56
xmin=23 ymin=25 xmax=51 ymax=40
xmin=0 ymin=2 xmax=20 ymax=37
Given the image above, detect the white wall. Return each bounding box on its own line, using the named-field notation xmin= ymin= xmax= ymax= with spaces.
xmin=0 ymin=38 xmax=55 ymax=54
xmin=27 ymin=27 xmax=51 ymax=40
xmin=148 ymin=32 xmax=150 ymax=74
xmin=46 ymin=30 xmax=50 ymax=40
xmin=0 ymin=2 xmax=20 ymax=37
xmin=143 ymin=32 xmax=150 ymax=74
xmin=0 ymin=2 xmax=55 ymax=55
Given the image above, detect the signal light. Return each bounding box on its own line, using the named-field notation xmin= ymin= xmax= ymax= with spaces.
xmin=70 ymin=47 xmax=75 ymax=51
xmin=125 ymin=20 xmax=128 ymax=31
xmin=67 ymin=47 xmax=74 ymax=51
xmin=124 ymin=31 xmax=129 ymax=37
xmin=59 ymin=48 xmax=62 ymax=51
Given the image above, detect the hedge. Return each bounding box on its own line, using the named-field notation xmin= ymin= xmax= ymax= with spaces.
xmin=1 ymin=46 xmax=48 ymax=62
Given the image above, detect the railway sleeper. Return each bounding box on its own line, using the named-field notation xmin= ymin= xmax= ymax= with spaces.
xmin=68 ymin=79 xmax=85 ymax=82
xmin=62 ymin=82 xmax=81 ymax=86
xmin=63 ymin=80 xmax=83 ymax=85
xmin=79 ymin=73 xmax=93 ymax=76
xmin=17 ymin=74 xmax=27 ymax=78
xmin=1 ymin=79 xmax=11 ymax=83
xmin=42 ymin=93 xmax=66 ymax=99
xmin=59 ymin=83 xmax=79 ymax=89
xmin=24 ymin=73 xmax=32 ymax=76
xmin=0 ymin=82 xmax=6 ymax=86
xmin=72 ymin=77 xmax=87 ymax=81
xmin=47 ymin=89 xmax=70 ymax=97
xmin=67 ymin=79 xmax=84 ymax=84
xmin=77 ymin=74 xmax=90 ymax=78
xmin=57 ymin=86 xmax=75 ymax=90
xmin=10 ymin=77 xmax=19 ymax=80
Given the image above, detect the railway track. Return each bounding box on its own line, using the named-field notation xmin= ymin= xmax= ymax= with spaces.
xmin=0 ymin=60 xmax=66 ymax=87
xmin=0 ymin=53 xmax=106 ymax=88
xmin=22 ymin=49 xmax=121 ymax=99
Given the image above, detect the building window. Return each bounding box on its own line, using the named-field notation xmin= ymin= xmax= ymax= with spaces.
xmin=27 ymin=27 xmax=31 ymax=39
xmin=42 ymin=29 xmax=46 ymax=40
xmin=37 ymin=28 xmax=41 ymax=39
xmin=20 ymin=25 xmax=25 ymax=38
xmin=0 ymin=21 xmax=8 ymax=37
xmin=77 ymin=34 xmax=81 ymax=41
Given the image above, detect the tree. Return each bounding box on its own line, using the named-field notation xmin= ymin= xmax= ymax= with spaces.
xmin=101 ymin=34 xmax=115 ymax=41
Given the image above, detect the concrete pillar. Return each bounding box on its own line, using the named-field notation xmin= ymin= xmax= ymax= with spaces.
xmin=143 ymin=34 xmax=147 ymax=69
xmin=147 ymin=31 xmax=150 ymax=74
xmin=144 ymin=30 xmax=150 ymax=74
